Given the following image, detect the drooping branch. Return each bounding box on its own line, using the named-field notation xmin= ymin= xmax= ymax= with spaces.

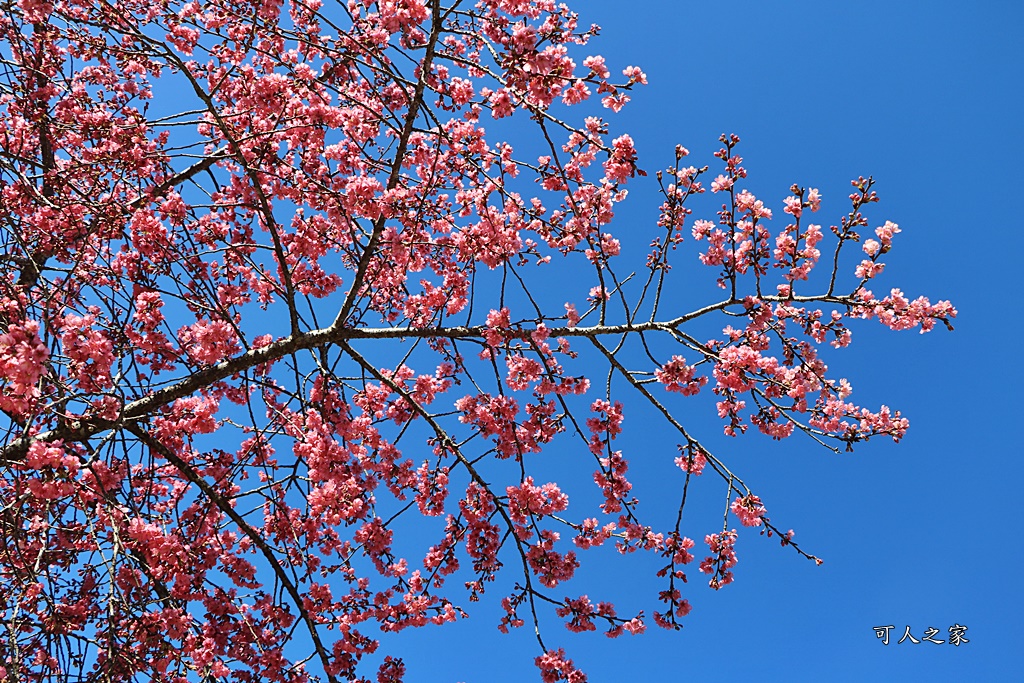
xmin=122 ymin=422 xmax=342 ymax=683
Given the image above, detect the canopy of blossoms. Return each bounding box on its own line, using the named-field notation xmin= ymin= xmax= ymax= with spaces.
xmin=0 ymin=0 xmax=953 ymax=681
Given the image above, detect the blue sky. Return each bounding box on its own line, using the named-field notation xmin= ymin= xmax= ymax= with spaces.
xmin=378 ymin=1 xmax=1023 ymax=680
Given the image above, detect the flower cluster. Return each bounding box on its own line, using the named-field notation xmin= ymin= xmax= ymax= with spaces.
xmin=655 ymin=355 xmax=707 ymax=396
xmin=699 ymin=531 xmax=739 ymax=590
xmin=731 ymin=494 xmax=768 ymax=527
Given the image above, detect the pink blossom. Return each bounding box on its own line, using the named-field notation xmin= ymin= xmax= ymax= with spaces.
xmin=506 ymin=477 xmax=569 ymax=527
xmin=0 ymin=320 xmax=48 ymax=415
xmin=583 ymin=55 xmax=610 ymax=79
xmin=565 ymin=302 xmax=581 ymax=327
xmin=601 ymin=93 xmax=630 ymax=112
xmin=535 ymin=648 xmax=587 ymax=683
xmin=711 ymin=174 xmax=734 ymax=193
xmin=655 ymin=355 xmax=707 ymax=396
xmin=699 ymin=530 xmax=739 ymax=589
xmin=855 ymin=259 xmax=885 ymax=279
xmin=61 ymin=313 xmax=115 ymax=392
xmin=674 ymin=445 xmax=708 ymax=476
xmin=603 ymin=134 xmax=638 ymax=183
xmin=806 ymin=188 xmax=822 ymax=211
xmin=622 ymin=65 xmax=647 ymax=84
xmin=875 ymin=220 xmax=901 ymax=248
xmin=177 ymin=318 xmax=239 ymax=365
xmin=562 ymin=80 xmax=591 ymax=105
xmin=731 ymin=494 xmax=768 ymax=527
xmin=783 ymin=195 xmax=803 ymax=218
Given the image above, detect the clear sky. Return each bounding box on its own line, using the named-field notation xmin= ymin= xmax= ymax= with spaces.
xmin=379 ymin=1 xmax=1023 ymax=680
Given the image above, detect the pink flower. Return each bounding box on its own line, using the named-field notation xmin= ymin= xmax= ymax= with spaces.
xmin=691 ymin=219 xmax=715 ymax=240
xmin=855 ymin=259 xmax=885 ymax=279
xmin=0 ymin=320 xmax=48 ymax=415
xmin=562 ymin=80 xmax=590 ymax=105
xmin=674 ymin=445 xmax=708 ymax=476
xmin=875 ymin=220 xmax=901 ymax=248
xmin=699 ymin=530 xmax=738 ymax=589
xmin=535 ymin=648 xmax=587 ymax=683
xmin=654 ymin=355 xmax=707 ymax=396
xmin=731 ymin=494 xmax=768 ymax=527
xmin=61 ymin=313 xmax=115 ymax=392
xmin=583 ymin=55 xmax=610 ymax=79
xmin=622 ymin=65 xmax=647 ymax=84
xmin=783 ymin=195 xmax=803 ymax=218
xmin=711 ymin=174 xmax=734 ymax=193
xmin=565 ymin=302 xmax=581 ymax=327
xmin=603 ymin=134 xmax=638 ymax=183
xmin=485 ymin=87 xmax=515 ymax=118
xmin=806 ymin=188 xmax=822 ymax=211
xmin=506 ymin=354 xmax=543 ymax=390
xmin=601 ymin=93 xmax=630 ymax=112
xmin=484 ymin=307 xmax=512 ymax=346
xmin=177 ymin=318 xmax=240 ymax=365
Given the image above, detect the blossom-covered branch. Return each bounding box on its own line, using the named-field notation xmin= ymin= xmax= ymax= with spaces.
xmin=0 ymin=1 xmax=954 ymax=681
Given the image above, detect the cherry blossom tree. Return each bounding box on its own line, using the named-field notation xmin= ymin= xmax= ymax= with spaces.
xmin=0 ymin=0 xmax=955 ymax=681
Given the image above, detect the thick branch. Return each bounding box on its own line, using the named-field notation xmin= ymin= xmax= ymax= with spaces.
xmin=0 ymin=293 xmax=866 ymax=462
